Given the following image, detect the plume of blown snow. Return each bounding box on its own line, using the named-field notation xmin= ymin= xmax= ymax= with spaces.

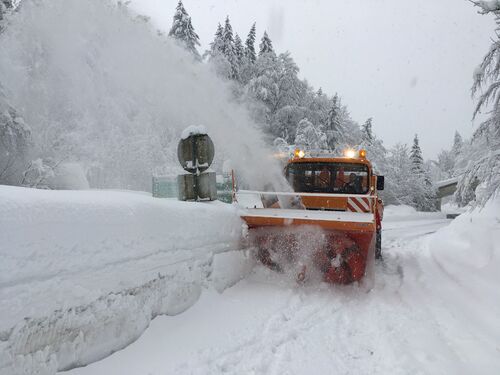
xmin=0 ymin=0 xmax=286 ymax=191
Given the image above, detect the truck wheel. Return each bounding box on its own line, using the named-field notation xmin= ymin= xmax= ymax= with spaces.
xmin=375 ymin=229 xmax=382 ymax=260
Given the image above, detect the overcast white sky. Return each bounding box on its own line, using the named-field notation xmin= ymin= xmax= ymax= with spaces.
xmin=131 ymin=0 xmax=495 ymax=159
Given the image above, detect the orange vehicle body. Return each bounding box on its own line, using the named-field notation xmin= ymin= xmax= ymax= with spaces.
xmin=235 ymin=153 xmax=384 ymax=284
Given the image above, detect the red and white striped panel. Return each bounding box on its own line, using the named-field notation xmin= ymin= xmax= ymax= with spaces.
xmin=347 ymin=197 xmax=372 ymax=213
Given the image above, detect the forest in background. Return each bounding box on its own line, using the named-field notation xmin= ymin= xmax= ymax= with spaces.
xmin=1 ymin=0 xmax=499 ymax=210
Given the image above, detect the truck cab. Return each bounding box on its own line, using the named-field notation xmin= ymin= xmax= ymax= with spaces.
xmin=285 ymin=149 xmax=385 ymax=258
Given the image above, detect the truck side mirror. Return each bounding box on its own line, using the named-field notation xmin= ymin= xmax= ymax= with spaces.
xmin=376 ymin=176 xmax=385 ymax=191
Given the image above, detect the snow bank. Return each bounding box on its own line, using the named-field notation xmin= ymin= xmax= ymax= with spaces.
xmin=394 ymin=198 xmax=500 ymax=373
xmin=0 ymin=186 xmax=250 ymax=374
xmin=45 ymin=163 xmax=90 ymax=190
xmin=383 ymin=204 xmax=444 ymax=222
xmin=429 ymin=198 xmax=500 ymax=313
xmin=383 ymin=204 xmax=417 ymax=217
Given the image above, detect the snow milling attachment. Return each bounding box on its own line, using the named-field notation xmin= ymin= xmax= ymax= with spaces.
xmin=236 ymin=190 xmax=378 ymax=286
xmin=250 ymin=225 xmax=375 ymax=285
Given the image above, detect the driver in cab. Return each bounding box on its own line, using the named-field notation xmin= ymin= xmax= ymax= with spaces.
xmin=344 ymin=173 xmax=360 ymax=194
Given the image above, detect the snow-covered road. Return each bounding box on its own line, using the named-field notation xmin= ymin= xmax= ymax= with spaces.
xmin=66 ymin=205 xmax=500 ymax=375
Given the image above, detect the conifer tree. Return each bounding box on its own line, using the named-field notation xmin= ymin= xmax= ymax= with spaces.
xmin=207 ymin=23 xmax=224 ymax=58
xmin=221 ymin=16 xmax=235 ymax=57
xmin=410 ymin=134 xmax=436 ymax=211
xmin=410 ymin=134 xmax=424 ymax=174
xmin=244 ymin=23 xmax=257 ymax=63
xmin=451 ymin=130 xmax=463 ymax=155
xmin=221 ymin=16 xmax=239 ymax=79
xmin=324 ymin=94 xmax=342 ymax=151
xmin=234 ymin=33 xmax=244 ymax=68
xmin=168 ymin=0 xmax=201 ymax=59
xmin=362 ymin=118 xmax=374 ymax=143
xmin=259 ymin=31 xmax=274 ymax=56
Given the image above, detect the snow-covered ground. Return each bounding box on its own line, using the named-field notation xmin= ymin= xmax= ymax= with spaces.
xmin=2 ymin=186 xmax=499 ymax=375
xmin=64 ymin=201 xmax=499 ymax=375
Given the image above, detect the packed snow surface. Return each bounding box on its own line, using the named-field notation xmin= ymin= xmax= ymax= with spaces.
xmin=67 ymin=202 xmax=500 ymax=375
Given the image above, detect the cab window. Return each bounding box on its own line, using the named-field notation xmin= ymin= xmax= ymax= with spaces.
xmin=286 ymin=162 xmax=369 ymax=194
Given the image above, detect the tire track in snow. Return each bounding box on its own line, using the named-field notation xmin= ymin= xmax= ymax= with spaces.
xmin=181 ymin=288 xmax=338 ymax=374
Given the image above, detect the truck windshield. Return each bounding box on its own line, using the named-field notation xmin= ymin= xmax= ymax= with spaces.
xmin=286 ymin=162 xmax=370 ymax=194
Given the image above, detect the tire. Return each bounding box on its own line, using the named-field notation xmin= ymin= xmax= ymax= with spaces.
xmin=375 ymin=229 xmax=382 ymax=260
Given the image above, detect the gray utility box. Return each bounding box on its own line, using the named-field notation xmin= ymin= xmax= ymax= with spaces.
xmin=178 ymin=172 xmax=217 ymax=201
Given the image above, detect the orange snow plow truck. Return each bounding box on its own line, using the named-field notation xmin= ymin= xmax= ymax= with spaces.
xmin=233 ymin=149 xmax=384 ymax=284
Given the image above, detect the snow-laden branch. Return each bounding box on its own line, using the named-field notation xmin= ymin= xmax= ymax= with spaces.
xmin=470 ymin=0 xmax=500 ymax=14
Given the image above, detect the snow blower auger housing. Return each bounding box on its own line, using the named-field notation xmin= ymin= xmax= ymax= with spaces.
xmin=233 ymin=149 xmax=384 ymax=284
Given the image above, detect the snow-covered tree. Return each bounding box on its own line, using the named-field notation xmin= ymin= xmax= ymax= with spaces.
xmin=221 ymin=17 xmax=235 ymax=57
xmin=19 ymin=157 xmax=56 ymax=189
xmin=432 ymin=130 xmax=468 ymax=182
xmin=259 ymin=31 xmax=274 ymax=56
xmin=410 ymin=134 xmax=425 ymax=174
xmin=204 ymin=23 xmax=232 ymax=78
xmin=0 ymin=87 xmax=31 ymax=185
xmin=237 ymin=23 xmax=258 ymax=84
xmin=244 ymin=22 xmax=257 ymax=64
xmin=454 ymin=2 xmax=500 ymax=206
xmin=436 ymin=149 xmax=455 ymax=179
xmin=0 ymin=0 xmax=13 ymax=26
xmin=323 ymin=94 xmax=343 ymax=151
xmin=359 ymin=118 xmax=387 ymax=174
xmin=385 ymin=143 xmax=414 ymax=206
xmin=248 ymin=52 xmax=306 ymax=140
xmin=234 ymin=33 xmax=244 ymax=70
xmin=361 ymin=118 xmax=373 ymax=142
xmin=451 ymin=130 xmax=463 ymax=155
xmin=410 ymin=135 xmax=436 ymax=211
xmin=207 ymin=23 xmax=224 ymax=58
xmin=294 ymin=118 xmax=327 ymax=150
xmin=220 ymin=16 xmax=239 ymax=80
xmin=168 ymin=0 xmax=201 ymax=60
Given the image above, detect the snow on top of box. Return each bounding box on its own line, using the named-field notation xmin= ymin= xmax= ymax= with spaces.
xmin=181 ymin=125 xmax=207 ymax=140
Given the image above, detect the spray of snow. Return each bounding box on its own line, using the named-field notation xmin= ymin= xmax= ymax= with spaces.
xmin=0 ymin=0 xmax=286 ymax=191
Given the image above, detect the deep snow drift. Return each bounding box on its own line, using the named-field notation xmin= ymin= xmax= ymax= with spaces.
xmin=0 ymin=185 xmax=252 ymax=374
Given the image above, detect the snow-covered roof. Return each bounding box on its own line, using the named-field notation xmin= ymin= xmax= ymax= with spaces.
xmin=435 ymin=176 xmax=460 ymax=188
